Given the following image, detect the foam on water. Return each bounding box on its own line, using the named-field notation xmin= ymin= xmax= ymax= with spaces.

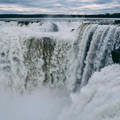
xmin=58 ymin=64 xmax=120 ymax=120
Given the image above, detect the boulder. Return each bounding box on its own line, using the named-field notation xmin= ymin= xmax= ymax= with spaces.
xmin=111 ymin=49 xmax=120 ymax=63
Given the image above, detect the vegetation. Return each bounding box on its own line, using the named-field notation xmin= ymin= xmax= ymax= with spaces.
xmin=0 ymin=13 xmax=120 ymax=18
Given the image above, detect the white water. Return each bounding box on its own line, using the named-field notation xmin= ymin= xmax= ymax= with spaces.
xmin=0 ymin=20 xmax=120 ymax=120
xmin=58 ymin=64 xmax=120 ymax=120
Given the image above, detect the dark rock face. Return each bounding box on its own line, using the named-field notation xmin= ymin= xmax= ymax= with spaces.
xmin=111 ymin=49 xmax=120 ymax=63
xmin=17 ymin=21 xmax=31 ymax=26
xmin=115 ymin=20 xmax=120 ymax=24
xmin=71 ymin=29 xmax=75 ymax=32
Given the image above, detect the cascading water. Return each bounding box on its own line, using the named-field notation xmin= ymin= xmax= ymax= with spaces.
xmin=67 ymin=23 xmax=120 ymax=91
xmin=0 ymin=21 xmax=75 ymax=92
xmin=0 ymin=19 xmax=120 ymax=120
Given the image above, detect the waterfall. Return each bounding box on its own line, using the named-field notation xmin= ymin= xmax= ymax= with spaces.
xmin=0 ymin=19 xmax=120 ymax=120
xmin=0 ymin=21 xmax=75 ymax=92
xmin=67 ymin=23 xmax=120 ymax=91
xmin=0 ymin=21 xmax=120 ymax=92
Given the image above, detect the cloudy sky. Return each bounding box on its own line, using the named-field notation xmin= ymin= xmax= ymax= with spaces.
xmin=0 ymin=0 xmax=120 ymax=14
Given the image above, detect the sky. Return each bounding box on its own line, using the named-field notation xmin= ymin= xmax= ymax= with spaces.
xmin=0 ymin=0 xmax=120 ymax=14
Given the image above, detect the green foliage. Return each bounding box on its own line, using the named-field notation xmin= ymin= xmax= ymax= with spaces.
xmin=0 ymin=13 xmax=120 ymax=18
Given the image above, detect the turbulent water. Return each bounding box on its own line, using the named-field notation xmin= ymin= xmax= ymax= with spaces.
xmin=0 ymin=20 xmax=120 ymax=120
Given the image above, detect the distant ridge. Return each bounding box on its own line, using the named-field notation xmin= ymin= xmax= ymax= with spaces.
xmin=0 ymin=13 xmax=120 ymax=18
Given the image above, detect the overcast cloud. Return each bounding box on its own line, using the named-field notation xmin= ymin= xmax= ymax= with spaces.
xmin=0 ymin=0 xmax=120 ymax=14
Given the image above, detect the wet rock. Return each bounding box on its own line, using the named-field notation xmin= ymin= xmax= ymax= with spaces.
xmin=115 ymin=20 xmax=120 ymax=24
xmin=1 ymin=52 xmax=5 ymax=57
xmin=17 ymin=21 xmax=31 ymax=26
xmin=111 ymin=49 xmax=120 ymax=63
xmin=71 ymin=29 xmax=75 ymax=32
